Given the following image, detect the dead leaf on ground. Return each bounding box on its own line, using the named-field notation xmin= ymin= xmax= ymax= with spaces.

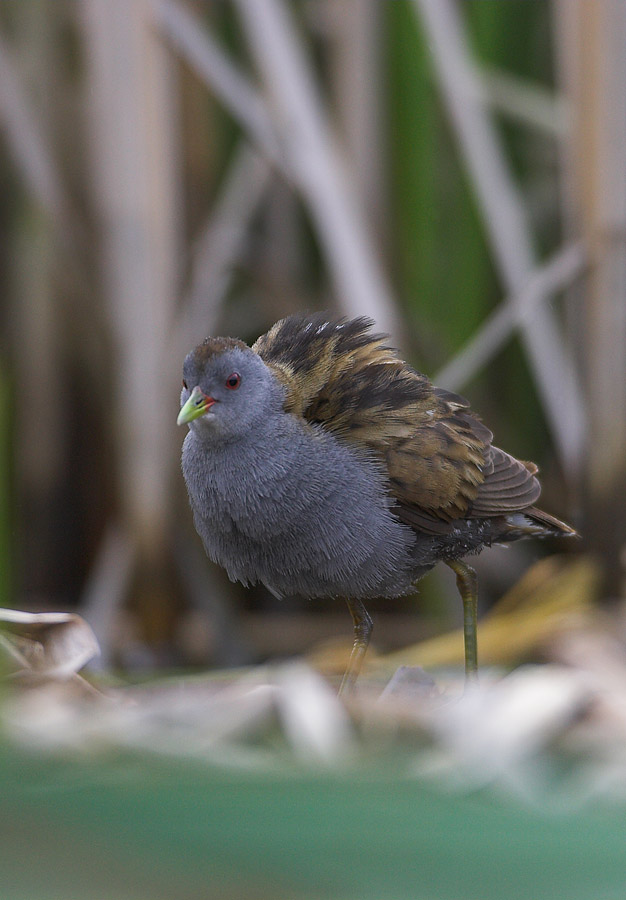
xmin=378 ymin=555 xmax=600 ymax=672
xmin=0 ymin=608 xmax=100 ymax=679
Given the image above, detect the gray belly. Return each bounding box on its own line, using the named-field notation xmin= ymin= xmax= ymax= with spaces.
xmin=182 ymin=423 xmax=419 ymax=600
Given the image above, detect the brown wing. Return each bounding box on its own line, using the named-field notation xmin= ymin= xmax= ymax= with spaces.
xmin=252 ymin=313 xmax=417 ymax=420
xmin=254 ymin=314 xmax=541 ymax=535
xmin=472 ymin=446 xmax=541 ymax=515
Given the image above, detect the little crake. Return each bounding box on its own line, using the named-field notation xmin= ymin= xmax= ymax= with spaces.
xmin=178 ymin=314 xmax=575 ymax=690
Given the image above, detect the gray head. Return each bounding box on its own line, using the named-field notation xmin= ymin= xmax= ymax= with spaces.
xmin=177 ymin=337 xmax=284 ymax=442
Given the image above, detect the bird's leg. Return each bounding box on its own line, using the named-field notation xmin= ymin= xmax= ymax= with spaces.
xmin=338 ymin=598 xmax=373 ymax=696
xmin=445 ymin=559 xmax=479 ymax=682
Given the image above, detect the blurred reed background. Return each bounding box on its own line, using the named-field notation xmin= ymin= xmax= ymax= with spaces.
xmin=0 ymin=0 xmax=624 ymax=674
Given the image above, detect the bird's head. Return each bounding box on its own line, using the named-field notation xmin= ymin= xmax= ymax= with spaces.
xmin=177 ymin=338 xmax=283 ymax=442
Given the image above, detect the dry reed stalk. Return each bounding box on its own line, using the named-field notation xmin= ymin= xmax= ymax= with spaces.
xmin=414 ymin=0 xmax=585 ymax=477
xmin=554 ymin=0 xmax=626 ymax=594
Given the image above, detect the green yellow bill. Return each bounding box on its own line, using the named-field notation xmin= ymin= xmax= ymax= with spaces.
xmin=177 ymin=385 xmax=215 ymax=426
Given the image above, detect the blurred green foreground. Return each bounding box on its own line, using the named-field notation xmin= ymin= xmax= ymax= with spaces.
xmin=3 ymin=742 xmax=626 ymax=900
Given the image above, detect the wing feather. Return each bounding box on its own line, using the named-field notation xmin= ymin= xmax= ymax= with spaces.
xmin=472 ymin=448 xmax=541 ymax=514
xmin=254 ymin=314 xmax=543 ymax=534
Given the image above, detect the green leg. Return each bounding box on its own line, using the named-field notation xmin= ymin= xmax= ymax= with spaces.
xmin=338 ymin=598 xmax=373 ymax=697
xmin=445 ymin=559 xmax=478 ymax=682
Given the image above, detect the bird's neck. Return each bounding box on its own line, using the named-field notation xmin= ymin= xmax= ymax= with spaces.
xmin=182 ymin=410 xmax=322 ymax=548
xmin=191 ymin=405 xmax=288 ymax=450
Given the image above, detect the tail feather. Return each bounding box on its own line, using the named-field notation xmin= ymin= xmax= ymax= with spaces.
xmin=507 ymin=506 xmax=578 ymax=538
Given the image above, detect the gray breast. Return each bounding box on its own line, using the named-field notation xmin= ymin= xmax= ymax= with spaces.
xmin=181 ymin=414 xmax=418 ymax=599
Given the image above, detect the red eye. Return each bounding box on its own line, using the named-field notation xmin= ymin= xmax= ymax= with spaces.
xmin=225 ymin=373 xmax=241 ymax=390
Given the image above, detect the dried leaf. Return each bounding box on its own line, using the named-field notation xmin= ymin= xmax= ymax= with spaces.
xmin=0 ymin=608 xmax=100 ymax=679
xmin=379 ymin=556 xmax=599 ymax=671
xmin=272 ymin=663 xmax=354 ymax=762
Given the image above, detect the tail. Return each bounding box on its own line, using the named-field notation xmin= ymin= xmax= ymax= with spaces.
xmin=506 ymin=506 xmax=578 ymax=539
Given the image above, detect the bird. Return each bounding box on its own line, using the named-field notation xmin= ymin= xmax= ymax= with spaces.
xmin=177 ymin=313 xmax=575 ymax=692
